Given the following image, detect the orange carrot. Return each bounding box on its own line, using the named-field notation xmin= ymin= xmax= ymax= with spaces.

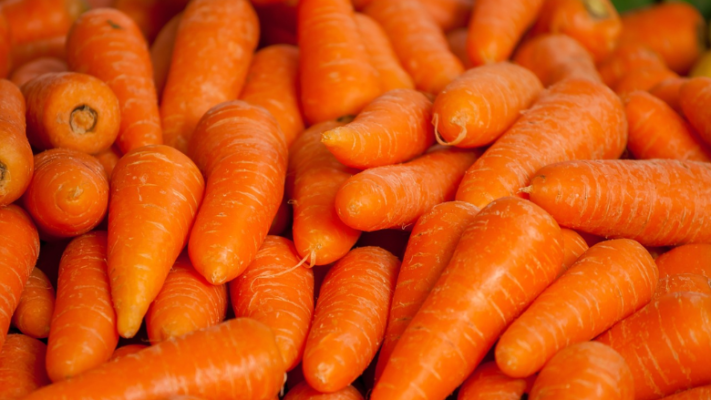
xmin=680 ymin=77 xmax=711 ymax=147
xmin=446 ymin=28 xmax=473 ymax=70
xmin=336 ymin=146 xmax=478 ymax=231
xmin=188 ymin=101 xmax=287 ymax=285
xmin=418 ymin=0 xmax=473 ymax=32
xmin=0 ymin=0 xmax=85 ymax=45
xmin=0 ymin=79 xmax=32 ymax=207
xmin=560 ymin=228 xmax=589 ymax=273
xmin=649 ymin=77 xmax=688 ymax=114
xmin=656 ymin=244 xmax=711 ymax=279
xmin=597 ymin=43 xmax=667 ymax=88
xmin=613 ymin=65 xmax=678 ymax=96
xmin=10 ymin=36 xmax=66 ymax=69
xmin=109 ymin=145 xmax=204 ymax=338
xmin=46 ymin=231 xmax=119 ymax=382
xmin=110 ymin=344 xmax=148 ymax=361
xmin=9 ymin=57 xmax=67 ymax=87
xmin=11 ymin=268 xmax=54 ymax=339
xmin=67 ymin=8 xmax=162 ymax=154
xmin=285 ymin=381 xmax=364 ymax=400
xmin=113 ymin=0 xmax=188 ymax=43
xmin=94 ymin=145 xmax=122 ymax=178
xmin=0 ymin=334 xmax=49 ymax=399
xmin=654 ymin=273 xmax=711 ymax=298
xmin=0 ymin=14 xmax=10 ymax=78
xmin=455 ymin=79 xmax=627 ymax=209
xmin=432 ymin=62 xmax=543 ymax=147
xmin=150 ymin=12 xmax=180 ymax=100
xmin=457 ymin=362 xmax=532 ymax=400
xmin=659 ymin=385 xmax=711 ymax=400
xmin=303 ymin=246 xmax=399 ymax=392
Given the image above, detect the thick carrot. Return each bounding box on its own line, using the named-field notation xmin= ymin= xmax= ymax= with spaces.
xmin=110 ymin=344 xmax=148 ymax=361
xmin=680 ymin=77 xmax=711 ymax=146
xmin=375 ymin=201 xmax=479 ymax=380
xmin=455 ymin=79 xmax=627 ymax=209
xmin=597 ymin=43 xmax=667 ymax=88
xmin=231 ymin=236 xmax=314 ymax=371
xmin=303 ymin=246 xmax=399 ymax=392
xmin=284 ymin=381 xmax=364 ymax=400
xmin=419 ymin=0 xmax=473 ymax=32
xmin=188 ymin=101 xmax=287 ymax=284
xmin=0 ymin=0 xmax=85 ymax=45
xmin=10 ymin=36 xmax=66 ymax=69
xmin=364 ymin=0 xmax=463 ymax=94
xmin=67 ymin=8 xmax=162 ymax=154
xmin=336 ymin=146 xmax=478 ymax=232
xmin=656 ymin=244 xmax=711 ymax=279
xmin=446 ymin=28 xmax=473 ymax=70
xmin=0 ymin=14 xmax=9 ymax=79
xmin=660 ymin=386 xmax=711 ymax=400
xmin=649 ymin=77 xmax=688 ymax=114
xmin=432 ymin=63 xmax=543 ymax=147
xmin=527 ymin=159 xmax=711 ymax=246
xmin=9 ymin=57 xmax=67 ymax=87
xmin=150 ymin=12 xmax=180 ymax=100
xmin=11 ymin=268 xmax=54 ymax=339
xmin=529 ymin=342 xmax=634 ymax=400
xmin=109 ymin=145 xmax=204 ymax=338
xmin=560 ymin=228 xmax=589 ymax=273
xmin=654 ymin=273 xmax=711 ymax=298
xmin=25 ymin=318 xmax=286 ymax=400
xmin=146 ymin=253 xmax=227 ymax=343
xmin=613 ymin=65 xmax=678 ymax=96
xmin=457 ymin=362 xmax=532 ymax=400
xmin=0 ymin=334 xmax=49 ymax=399
xmin=46 ymin=231 xmax=119 ymax=382
xmin=240 ymin=44 xmax=304 ymax=147
xmin=0 ymin=79 xmax=32 ymax=207
xmin=94 ymin=145 xmax=122 ymax=178
xmin=596 ymin=292 xmax=711 ymax=400
xmin=513 ymin=34 xmax=601 ymax=87
xmin=113 ymin=0 xmax=188 ymax=43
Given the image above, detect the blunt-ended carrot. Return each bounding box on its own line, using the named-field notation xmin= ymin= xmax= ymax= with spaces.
xmin=0 ymin=79 xmax=32 ymax=207
xmin=94 ymin=145 xmax=122 ymax=179
xmin=527 ymin=159 xmax=711 ymax=246
xmin=0 ymin=0 xmax=85 ymax=45
xmin=446 ymin=28 xmax=473 ymax=70
xmin=659 ymin=385 xmax=711 ymax=400
xmin=680 ymin=77 xmax=711 ymax=146
xmin=0 ymin=334 xmax=50 ymax=400
xmin=560 ymin=228 xmax=589 ymax=273
xmin=656 ymin=244 xmax=711 ymax=279
xmin=110 ymin=344 xmax=148 ymax=361
xmin=597 ymin=43 xmax=667 ymax=88
xmin=649 ymin=77 xmax=688 ymax=114
xmin=11 ymin=268 xmax=54 ymax=339
xmin=654 ymin=273 xmax=711 ymax=298
xmin=285 ymin=381 xmax=364 ymax=400
xmin=613 ymin=65 xmax=678 ymax=96
xmin=150 ymin=12 xmax=180 ymax=101
xmin=10 ymin=36 xmax=66 ymax=70
xmin=432 ymin=62 xmax=543 ymax=148
xmin=9 ymin=57 xmax=67 ymax=87
xmin=457 ymin=362 xmax=532 ymax=400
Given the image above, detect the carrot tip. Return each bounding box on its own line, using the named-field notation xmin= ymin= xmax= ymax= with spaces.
xmin=519 ymin=186 xmax=533 ymax=194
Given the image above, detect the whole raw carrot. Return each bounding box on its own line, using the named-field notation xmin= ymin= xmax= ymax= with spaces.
xmin=432 ymin=63 xmax=543 ymax=147
xmin=67 ymin=8 xmax=162 ymax=154
xmin=419 ymin=0 xmax=473 ymax=32
xmin=0 ymin=0 xmax=85 ymax=44
xmin=649 ymin=77 xmax=688 ymax=114
xmin=0 ymin=334 xmax=50 ymax=399
xmin=150 ymin=12 xmax=180 ymax=100
xmin=11 ymin=268 xmax=54 ymax=339
xmin=94 ymin=145 xmax=122 ymax=178
xmin=109 ymin=145 xmax=204 ymax=338
xmin=0 ymin=79 xmax=32 ymax=207
xmin=560 ymin=228 xmax=588 ymax=273
xmin=10 ymin=36 xmax=66 ymax=69
xmin=146 ymin=253 xmax=227 ymax=343
xmin=446 ymin=28 xmax=473 ymax=70
xmin=660 ymin=386 xmax=711 ymax=400
xmin=110 ymin=344 xmax=148 ymax=360
xmin=0 ymin=14 xmax=9 ymax=78
xmin=113 ymin=0 xmax=188 ymax=43
xmin=188 ymin=101 xmax=287 ymax=285
xmin=529 ymin=342 xmax=634 ymax=400
xmin=597 ymin=43 xmax=667 ymax=88
xmin=285 ymin=382 xmax=364 ymax=400
xmin=656 ymin=244 xmax=711 ymax=279
xmin=680 ymin=77 xmax=711 ymax=146
xmin=613 ymin=65 xmax=678 ymax=96
xmin=455 ymin=79 xmax=627 ymax=209
xmin=46 ymin=231 xmax=119 ymax=382
xmin=654 ymin=273 xmax=711 ymax=298
xmin=336 ymin=147 xmax=478 ymax=231
xmin=9 ymin=57 xmax=67 ymax=87
xmin=375 ymin=201 xmax=479 ymax=380
xmin=527 ymin=159 xmax=711 ymax=246
xmin=25 ymin=318 xmax=286 ymax=400
xmin=457 ymin=362 xmax=532 ymax=400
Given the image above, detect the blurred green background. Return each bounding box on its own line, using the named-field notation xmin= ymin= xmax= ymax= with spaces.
xmin=612 ymin=0 xmax=711 ymax=17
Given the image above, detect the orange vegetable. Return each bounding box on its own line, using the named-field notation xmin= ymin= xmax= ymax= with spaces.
xmin=680 ymin=77 xmax=711 ymax=147
xmin=113 ymin=0 xmax=188 ymax=43
xmin=418 ymin=0 xmax=473 ymax=32
xmin=613 ymin=65 xmax=678 ymax=96
xmin=457 ymin=362 xmax=532 ymax=400
xmin=110 ymin=344 xmax=148 ymax=361
xmin=513 ymin=34 xmax=601 ymax=86
xmin=0 ymin=79 xmax=32 ymax=207
xmin=150 ymin=12 xmax=180 ymax=100
xmin=11 ymin=268 xmax=54 ymax=339
xmin=0 ymin=334 xmax=50 ymax=399
xmin=446 ymin=28 xmax=473 ymax=70
xmin=654 ymin=273 xmax=711 ymax=298
xmin=656 ymin=244 xmax=711 ymax=279
xmin=649 ymin=77 xmax=688 ymax=114
xmin=10 ymin=36 xmax=66 ymax=69
xmin=597 ymin=43 xmax=667 ymax=88
xmin=0 ymin=0 xmax=85 ymax=44
xmin=284 ymin=381 xmax=364 ymax=400
xmin=660 ymin=386 xmax=711 ymax=400
xmin=9 ymin=57 xmax=67 ymax=87
xmin=94 ymin=145 xmax=122 ymax=179
xmin=560 ymin=228 xmax=589 ymax=273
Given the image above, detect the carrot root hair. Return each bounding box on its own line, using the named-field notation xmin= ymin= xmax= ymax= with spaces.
xmin=432 ymin=113 xmax=466 ymax=146
xmin=248 ymin=251 xmax=313 ymax=292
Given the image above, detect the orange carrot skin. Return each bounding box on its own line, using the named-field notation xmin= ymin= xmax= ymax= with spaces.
xmin=432 ymin=63 xmax=543 ymax=148
xmin=0 ymin=79 xmax=32 ymax=207
xmin=419 ymin=0 xmax=473 ymax=32
xmin=231 ymin=236 xmax=315 ymax=371
xmin=336 ymin=147 xmax=479 ymax=232
xmin=597 ymin=43 xmax=667 ymax=88
xmin=649 ymin=77 xmax=687 ymax=114
xmin=0 ymin=0 xmax=85 ymax=45
xmin=528 ymin=159 xmax=711 ymax=246
xmin=659 ymin=386 xmax=711 ymax=400
xmin=680 ymin=77 xmax=711 ymax=147
xmin=656 ymin=244 xmax=711 ymax=279
xmin=146 ymin=253 xmax=228 ymax=343
xmin=457 ymin=362 xmax=529 ymax=400
xmin=613 ymin=66 xmax=678 ymax=96
xmin=150 ymin=12 xmax=180 ymax=101
xmin=322 ymin=89 xmax=434 ymax=168
xmin=446 ymin=28 xmax=473 ymax=70
xmin=285 ymin=381 xmax=364 ymax=400
xmin=0 ymin=334 xmax=50 ymax=399
xmin=47 ymin=231 xmax=119 ymax=382
xmin=303 ymin=247 xmax=399 ymax=393
xmin=371 ymin=197 xmax=563 ymax=400
xmin=110 ymin=344 xmax=148 ymax=361
xmin=113 ymin=0 xmax=188 ymax=43
xmin=455 ymin=79 xmax=627 ymax=209
xmin=67 ymin=8 xmax=162 ymax=155
xmin=11 ymin=268 xmax=54 ymax=339
xmin=94 ymin=145 xmax=122 ymax=179
xmin=375 ymin=201 xmax=479 ymax=380
xmin=10 ymin=36 xmax=66 ymax=70
xmin=9 ymin=57 xmax=67 ymax=87
xmin=560 ymin=228 xmax=589 ymax=273
xmin=0 ymin=14 xmax=9 ymax=78
xmin=654 ymin=273 xmax=711 ymax=298
xmin=26 ymin=318 xmax=286 ymax=400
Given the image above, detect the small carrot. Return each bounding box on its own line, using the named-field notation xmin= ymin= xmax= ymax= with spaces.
xmin=0 ymin=79 xmax=32 ymax=207
xmin=365 ymin=0 xmax=464 ymax=94
xmin=654 ymin=273 xmax=711 ymax=298
xmin=94 ymin=145 xmax=122 ymax=178
xmin=303 ymin=246 xmax=399 ymax=393
xmin=9 ymin=57 xmax=67 ymax=87
xmin=529 ymin=342 xmax=634 ymax=400
xmin=10 ymin=36 xmax=66 ymax=69
xmin=0 ymin=0 xmax=85 ymax=45
xmin=336 ymin=146 xmax=479 ymax=232
xmin=613 ymin=65 xmax=678 ymax=96
xmin=446 ymin=28 xmax=473 ymax=70
xmin=109 ymin=145 xmax=204 ymax=338
xmin=285 ymin=381 xmax=364 ymax=400
xmin=11 ymin=268 xmax=54 ymax=339
xmin=418 ymin=0 xmax=473 ymax=32
xmin=46 ymin=231 xmax=119 ymax=382
xmin=680 ymin=77 xmax=711 ymax=146
xmin=432 ymin=62 xmax=543 ymax=148
xmin=527 ymin=159 xmax=711 ymax=246
xmin=113 ymin=0 xmax=188 ymax=43
xmin=597 ymin=43 xmax=667 ymax=88
xmin=656 ymin=244 xmax=711 ymax=279
xmin=110 ymin=344 xmax=148 ymax=361
xmin=457 ymin=362 xmax=532 ymax=400
xmin=659 ymin=386 xmax=711 ymax=400
xmin=0 ymin=14 xmax=11 ymax=78
xmin=649 ymin=77 xmax=688 ymax=114
xmin=0 ymin=334 xmax=50 ymax=400
xmin=560 ymin=228 xmax=589 ymax=273
xmin=455 ymin=79 xmax=627 ymax=209
xmin=150 ymin=12 xmax=180 ymax=100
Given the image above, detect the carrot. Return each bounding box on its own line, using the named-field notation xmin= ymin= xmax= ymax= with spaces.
xmin=0 ymin=334 xmax=49 ymax=399
xmin=113 ymin=0 xmax=188 ymax=43
xmin=446 ymin=28 xmax=473 ymax=70
xmin=11 ymin=268 xmax=54 ymax=339
xmin=26 ymin=318 xmax=286 ymax=400
xmin=94 ymin=145 xmax=122 ymax=178
xmin=109 ymin=145 xmax=204 ymax=338
xmin=0 ymin=79 xmax=32 ymax=207
xmin=654 ymin=273 xmax=711 ymax=298
xmin=188 ymin=101 xmax=287 ymax=285
xmin=513 ymin=34 xmax=601 ymax=87
xmin=455 ymin=79 xmax=627 ymax=209
xmin=240 ymin=44 xmax=304 ymax=147
xmin=560 ymin=228 xmax=589 ymax=273
xmin=46 ymin=231 xmax=118 ymax=382
xmin=596 ymin=292 xmax=711 ymax=400
xmin=9 ymin=57 xmax=67 ymax=87
xmin=231 ymin=236 xmax=314 ymax=371
xmin=613 ymin=65 xmax=678 ymax=96
xmin=303 ymin=246 xmax=399 ymax=392
xmin=364 ymin=0 xmax=463 ymax=94
xmin=656 ymin=244 xmax=711 ymax=279
xmin=375 ymin=201 xmax=479 ymax=380
xmin=529 ymin=342 xmax=634 ymax=400
xmin=10 ymin=36 xmax=66 ymax=69
xmin=0 ymin=0 xmax=85 ymax=45
xmin=418 ymin=0 xmax=473 ymax=32
xmin=527 ymin=159 xmax=711 ymax=246
xmin=680 ymin=77 xmax=711 ymax=147
xmin=150 ymin=12 xmax=180 ymax=101
xmin=110 ymin=344 xmax=148 ymax=361
xmin=466 ymin=0 xmax=544 ymax=66
xmin=67 ymin=9 xmax=162 ymax=155
xmin=649 ymin=77 xmax=688 ymax=114
xmin=432 ymin=62 xmax=543 ymax=148
xmin=597 ymin=43 xmax=667 ymax=88
xmin=0 ymin=14 xmax=11 ymax=78
xmin=457 ymin=362 xmax=532 ymax=400
xmin=659 ymin=386 xmax=711 ymax=400
xmin=354 ymin=13 xmax=414 ymax=92
xmin=285 ymin=381 xmax=364 ymax=400
xmin=336 ymin=146 xmax=478 ymax=232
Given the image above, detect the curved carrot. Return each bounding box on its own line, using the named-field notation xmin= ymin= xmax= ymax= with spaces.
xmin=26 ymin=318 xmax=286 ymax=400
xmin=231 ymin=236 xmax=314 ymax=371
xmin=67 ymin=8 xmax=162 ymax=154
xmin=113 ymin=0 xmax=188 ymax=43
xmin=527 ymin=159 xmax=711 ymax=246
xmin=375 ymin=201 xmax=479 ymax=380
xmin=0 ymin=14 xmax=9 ymax=78
xmin=457 ymin=362 xmax=531 ymax=400
xmin=656 ymin=244 xmax=711 ymax=279
xmin=649 ymin=77 xmax=688 ymax=114
xmin=419 ymin=0 xmax=472 ymax=32
xmin=109 ymin=145 xmax=204 ymax=338
xmin=0 ymin=79 xmax=32 ymax=207
xmin=94 ymin=145 xmax=122 ymax=178
xmin=597 ymin=43 xmax=666 ymax=88
xmin=659 ymin=386 xmax=711 ymax=400
xmin=110 ymin=344 xmax=148 ymax=361
xmin=613 ymin=65 xmax=678 ymax=96
xmin=10 ymin=36 xmax=66 ymax=69
xmin=432 ymin=62 xmax=543 ymax=148
xmin=364 ymin=0 xmax=463 ymax=94
xmin=0 ymin=334 xmax=49 ymax=399
xmin=336 ymin=147 xmax=478 ymax=232
xmin=0 ymin=0 xmax=85 ymax=45
xmin=455 ymin=79 xmax=627 ymax=209
xmin=9 ymin=57 xmax=67 ymax=87
xmin=285 ymin=381 xmax=364 ymax=400
xmin=529 ymin=342 xmax=633 ymax=400
xmin=654 ymin=273 xmax=711 ymax=298
xmin=446 ymin=28 xmax=473 ymax=70
xmin=188 ymin=101 xmax=287 ymax=285
xmin=560 ymin=228 xmax=588 ymax=273
xmin=11 ymin=268 xmax=54 ymax=339
xmin=680 ymin=77 xmax=711 ymax=146
xmin=47 ymin=231 xmax=119 ymax=382
xmin=150 ymin=12 xmax=180 ymax=101
xmin=146 ymin=253 xmax=227 ymax=343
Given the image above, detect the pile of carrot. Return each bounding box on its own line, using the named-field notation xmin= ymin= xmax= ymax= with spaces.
xmin=1 ymin=0 xmax=711 ymax=399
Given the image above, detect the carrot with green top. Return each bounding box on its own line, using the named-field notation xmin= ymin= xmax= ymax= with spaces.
xmin=680 ymin=77 xmax=711 ymax=146
xmin=656 ymin=244 xmax=711 ymax=279
xmin=0 ymin=334 xmax=50 ymax=400
xmin=514 ymin=34 xmax=601 ymax=87
xmin=150 ymin=13 xmax=180 ymax=100
xmin=613 ymin=65 xmax=678 ymax=96
xmin=649 ymin=77 xmax=688 ymax=114
xmin=654 ymin=273 xmax=711 ymax=298
xmin=457 ymin=362 xmax=533 ymax=400
xmin=0 ymin=79 xmax=32 ymax=207
xmin=10 ymin=57 xmax=67 ymax=87
xmin=285 ymin=381 xmax=364 ymax=400
xmin=0 ymin=0 xmax=86 ymax=44
xmin=418 ymin=0 xmax=473 ymax=32
xmin=560 ymin=228 xmax=588 ymax=273
xmin=11 ymin=268 xmax=54 ymax=339
xmin=597 ymin=43 xmax=667 ymax=88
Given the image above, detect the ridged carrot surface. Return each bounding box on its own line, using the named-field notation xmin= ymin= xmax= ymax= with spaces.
xmin=649 ymin=77 xmax=687 ymax=114
xmin=659 ymin=386 xmax=711 ymax=400
xmin=284 ymin=381 xmax=364 ymax=400
xmin=110 ymin=344 xmax=148 ymax=361
xmin=457 ymin=362 xmax=531 ymax=400
xmin=597 ymin=43 xmax=667 ymax=88
xmin=680 ymin=77 xmax=711 ymax=147
xmin=613 ymin=65 xmax=678 ymax=96
xmin=10 ymin=36 xmax=66 ymax=69
xmin=0 ymin=334 xmax=50 ymax=400
xmin=560 ymin=228 xmax=589 ymax=273
xmin=656 ymin=244 xmax=711 ymax=279
xmin=11 ymin=268 xmax=54 ymax=339
xmin=0 ymin=79 xmax=32 ymax=207
xmin=9 ymin=57 xmax=66 ymax=87
xmin=0 ymin=0 xmax=85 ymax=44
xmin=654 ymin=273 xmax=711 ymax=298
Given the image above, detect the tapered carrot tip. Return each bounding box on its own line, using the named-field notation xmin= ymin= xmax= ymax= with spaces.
xmin=116 ymin=305 xmax=145 ymax=339
xmin=189 ymin=250 xmax=233 ymax=285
